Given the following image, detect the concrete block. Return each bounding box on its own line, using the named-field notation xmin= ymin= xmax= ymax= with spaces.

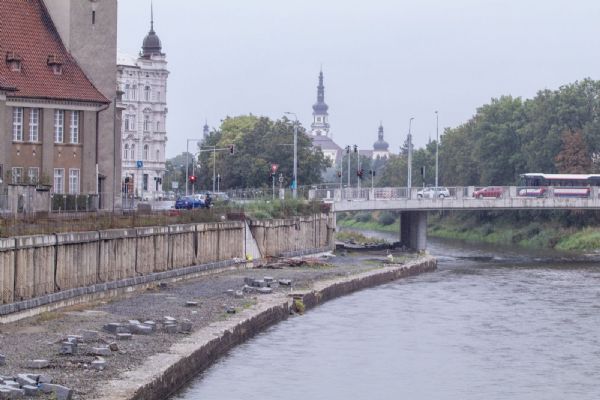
xmin=102 ymin=323 xmax=122 ymax=333
xmin=39 ymin=383 xmax=72 ymax=400
xmin=226 ymin=307 xmax=236 ymax=314
xmin=59 ymin=341 xmax=77 ymax=355
xmin=116 ymin=326 xmax=132 ymax=334
xmin=163 ymin=324 xmax=178 ymax=334
xmin=108 ymin=343 xmax=119 ymax=352
xmin=264 ymin=276 xmax=274 ymax=283
xmin=143 ymin=321 xmax=157 ymax=331
xmin=234 ymin=290 xmax=244 ymax=298
xmin=278 ymin=279 xmax=292 ymax=286
xmin=257 ymin=287 xmax=273 ymax=294
xmin=66 ymin=335 xmax=83 ymax=344
xmin=16 ymin=374 xmax=36 ymax=387
xmin=81 ymin=330 xmax=99 ymax=342
xmin=131 ymin=324 xmax=153 ymax=335
xmin=37 ymin=374 xmax=52 ymax=384
xmin=91 ymin=358 xmax=107 ymax=370
xmin=90 ymin=347 xmax=111 ymax=356
xmin=252 ymin=279 xmax=267 ymax=288
xmin=226 ymin=289 xmax=235 ymax=296
xmin=163 ymin=316 xmax=176 ymax=323
xmin=243 ymin=277 xmax=254 ymax=285
xmin=22 ymin=385 xmax=38 ymax=396
xmin=27 ymin=360 xmax=49 ymax=369
xmin=179 ymin=319 xmax=192 ymax=333
xmin=185 ymin=301 xmax=199 ymax=307
xmin=0 ymin=388 xmax=10 ymax=400
xmin=2 ymin=381 xmax=18 ymax=388
xmin=116 ymin=333 xmax=132 ymax=341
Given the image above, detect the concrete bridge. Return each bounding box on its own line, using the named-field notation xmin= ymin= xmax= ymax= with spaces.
xmin=310 ymin=186 xmax=600 ymax=251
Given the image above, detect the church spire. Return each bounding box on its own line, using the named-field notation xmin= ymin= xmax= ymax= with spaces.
xmin=142 ymin=1 xmax=162 ymax=57
xmin=150 ymin=0 xmax=154 ymax=32
xmin=311 ymin=68 xmax=330 ymax=137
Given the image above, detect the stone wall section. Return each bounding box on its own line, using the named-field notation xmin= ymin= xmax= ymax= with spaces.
xmin=0 ymin=215 xmax=334 ymax=312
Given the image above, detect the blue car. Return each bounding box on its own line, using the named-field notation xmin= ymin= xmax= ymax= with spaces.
xmin=175 ymin=195 xmax=205 ymax=210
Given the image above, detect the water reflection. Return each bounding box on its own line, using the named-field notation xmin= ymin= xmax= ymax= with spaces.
xmin=173 ymin=234 xmax=600 ymax=400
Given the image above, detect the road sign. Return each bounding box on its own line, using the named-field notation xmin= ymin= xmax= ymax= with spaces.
xmin=172 ymin=182 xmax=179 ymax=189
xmin=278 ymin=173 xmax=284 ymax=184
xmin=270 ymin=164 xmax=279 ymax=174
xmin=136 ymin=160 xmax=143 ymax=168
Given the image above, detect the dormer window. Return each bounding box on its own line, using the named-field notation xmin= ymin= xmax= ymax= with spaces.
xmin=6 ymin=52 xmax=21 ymax=72
xmin=47 ymin=54 xmax=63 ymax=75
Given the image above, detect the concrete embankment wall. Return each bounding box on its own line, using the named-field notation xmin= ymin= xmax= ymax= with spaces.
xmin=0 ymin=215 xmax=335 ymax=317
xmin=249 ymin=214 xmax=334 ymax=257
xmin=107 ymin=256 xmax=436 ymax=400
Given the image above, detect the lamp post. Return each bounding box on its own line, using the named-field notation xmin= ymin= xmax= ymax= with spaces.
xmin=407 ymin=117 xmax=414 ymax=194
xmin=284 ymin=112 xmax=298 ymax=199
xmin=435 ymin=111 xmax=439 ymax=189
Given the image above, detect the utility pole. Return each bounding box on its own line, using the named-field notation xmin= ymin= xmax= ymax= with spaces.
xmin=346 ymin=146 xmax=351 ymax=188
xmin=185 ymin=138 xmax=202 ymax=196
xmin=435 ymin=111 xmax=439 ymax=189
xmin=407 ymin=117 xmax=414 ymax=195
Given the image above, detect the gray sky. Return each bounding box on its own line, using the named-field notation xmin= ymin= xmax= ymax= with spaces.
xmin=117 ymin=0 xmax=600 ymax=158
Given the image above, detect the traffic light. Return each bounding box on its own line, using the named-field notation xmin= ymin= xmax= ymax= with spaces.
xmin=353 ymin=145 xmax=358 ymax=154
xmin=189 ymin=175 xmax=197 ymax=184
xmin=345 ymin=145 xmax=350 ymax=154
xmin=337 ymin=171 xmax=342 ymax=178
xmin=370 ymin=170 xmax=376 ymax=177
xmin=357 ymin=169 xmax=364 ymax=179
xmin=229 ymin=144 xmax=235 ymax=155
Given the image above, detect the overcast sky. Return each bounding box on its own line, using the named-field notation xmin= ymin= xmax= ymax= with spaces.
xmin=117 ymin=0 xmax=600 ymax=158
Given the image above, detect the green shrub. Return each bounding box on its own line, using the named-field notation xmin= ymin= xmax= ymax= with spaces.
xmin=355 ymin=212 xmax=372 ymax=223
xmin=378 ymin=212 xmax=396 ymax=226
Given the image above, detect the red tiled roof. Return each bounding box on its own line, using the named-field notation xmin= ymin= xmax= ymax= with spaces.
xmin=0 ymin=0 xmax=109 ymax=103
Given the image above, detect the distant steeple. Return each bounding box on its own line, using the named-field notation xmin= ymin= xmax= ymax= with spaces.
xmin=142 ymin=1 xmax=162 ymax=57
xmin=203 ymin=120 xmax=209 ymax=138
xmin=373 ymin=122 xmax=389 ymax=152
xmin=310 ymin=68 xmax=330 ymax=137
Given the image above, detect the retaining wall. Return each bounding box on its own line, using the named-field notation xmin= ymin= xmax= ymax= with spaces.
xmin=0 ymin=215 xmax=335 ymax=315
xmin=249 ymin=214 xmax=334 ymax=257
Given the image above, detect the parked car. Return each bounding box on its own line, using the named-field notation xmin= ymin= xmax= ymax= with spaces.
xmin=473 ymin=186 xmax=503 ymax=199
xmin=417 ymin=187 xmax=450 ymax=199
xmin=174 ymin=195 xmax=205 ymax=209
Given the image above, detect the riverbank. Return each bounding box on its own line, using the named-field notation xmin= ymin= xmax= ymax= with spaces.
xmin=0 ymin=249 xmax=434 ymax=399
xmin=338 ymin=212 xmax=600 ymax=252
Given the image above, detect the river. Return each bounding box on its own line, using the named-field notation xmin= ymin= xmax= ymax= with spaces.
xmin=172 ymin=232 xmax=600 ymax=400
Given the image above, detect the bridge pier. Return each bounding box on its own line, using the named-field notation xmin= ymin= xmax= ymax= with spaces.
xmin=399 ymin=211 xmax=427 ymax=251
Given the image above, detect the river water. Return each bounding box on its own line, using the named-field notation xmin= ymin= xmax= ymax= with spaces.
xmin=173 ymin=233 xmax=600 ymax=400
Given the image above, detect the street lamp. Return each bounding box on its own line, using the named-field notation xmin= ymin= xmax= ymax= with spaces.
xmin=284 ymin=112 xmax=298 ymax=199
xmin=185 ymin=138 xmax=203 ymax=196
xmin=435 ymin=111 xmax=439 ymax=189
xmin=407 ymin=117 xmax=414 ymax=193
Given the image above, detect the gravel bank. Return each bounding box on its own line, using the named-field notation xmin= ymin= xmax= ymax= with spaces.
xmin=0 ymin=250 xmax=417 ymax=399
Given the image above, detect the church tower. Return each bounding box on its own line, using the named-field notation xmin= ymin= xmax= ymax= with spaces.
xmin=372 ymin=123 xmax=390 ymax=159
xmin=310 ymin=69 xmax=330 ymax=137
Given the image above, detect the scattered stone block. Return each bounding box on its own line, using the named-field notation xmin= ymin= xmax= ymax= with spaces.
xmin=116 ymin=333 xmax=132 ymax=341
xmin=0 ymin=386 xmax=24 ymax=399
xmin=22 ymin=385 xmax=38 ymax=396
xmin=90 ymin=347 xmax=111 ymax=357
xmin=59 ymin=341 xmax=77 ymax=355
xmin=128 ymin=319 xmax=141 ymax=326
xmin=252 ymin=279 xmax=267 ymax=288
xmin=264 ymin=276 xmax=274 ymax=283
xmin=226 ymin=289 xmax=235 ymax=297
xmin=163 ymin=324 xmax=177 ymax=334
xmin=66 ymin=335 xmax=83 ymax=344
xmin=226 ymin=307 xmax=236 ymax=314
xmin=108 ymin=343 xmax=119 ymax=352
xmin=163 ymin=316 xmax=176 ymax=323
xmin=179 ymin=319 xmax=192 ymax=333
xmin=185 ymin=301 xmax=199 ymax=307
xmin=102 ymin=323 xmax=122 ymax=333
xmin=39 ymin=383 xmax=73 ymax=400
xmin=16 ymin=374 xmax=36 ymax=387
xmin=159 ymin=282 xmax=168 ymax=289
xmin=242 ymin=285 xmax=254 ymax=293
xmin=37 ymin=374 xmax=52 ymax=384
xmin=244 ymin=277 xmax=254 ymax=285
xmin=257 ymin=287 xmax=273 ymax=294
xmin=91 ymin=357 xmax=107 ymax=370
xmin=81 ymin=330 xmax=99 ymax=342
xmin=0 ymin=388 xmax=11 ymax=399
xmin=116 ymin=325 xmax=132 ymax=334
xmin=0 ymin=355 xmax=5 ymax=366
xmin=131 ymin=324 xmax=153 ymax=335
xmin=2 ymin=381 xmax=18 ymax=388
xmin=143 ymin=321 xmax=157 ymax=331
xmin=234 ymin=290 xmax=244 ymax=299
xmin=27 ymin=360 xmax=49 ymax=369
xmin=278 ymin=279 xmax=292 ymax=286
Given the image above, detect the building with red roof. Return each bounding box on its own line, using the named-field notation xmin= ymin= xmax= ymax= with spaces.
xmin=0 ymin=0 xmax=120 ymax=211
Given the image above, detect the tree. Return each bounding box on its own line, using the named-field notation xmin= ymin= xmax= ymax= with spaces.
xmin=554 ymin=129 xmax=592 ymax=173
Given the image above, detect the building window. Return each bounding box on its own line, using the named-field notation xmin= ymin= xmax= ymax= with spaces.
xmin=11 ymin=167 xmax=23 ymax=184
xmin=53 ymin=168 xmax=64 ymax=193
xmin=124 ymin=84 xmax=130 ymax=100
xmin=156 ymin=149 xmax=160 ymax=161
xmin=143 ymin=145 xmax=149 ymax=161
xmin=70 ymin=111 xmax=79 ymax=143
xmin=144 ymin=115 xmax=150 ymax=132
xmin=92 ymin=10 xmax=96 ymax=25
xmin=28 ymin=167 xmax=39 ymax=184
xmin=132 ymin=85 xmax=137 ymax=100
xmin=12 ymin=107 xmax=23 ymax=141
xmin=54 ymin=110 xmax=64 ymax=143
xmin=144 ymin=86 xmax=151 ymax=101
xmin=143 ymin=173 xmax=148 ymax=191
xmin=124 ymin=116 xmax=129 ymax=131
xmin=124 ymin=144 xmax=129 ymax=160
xmin=69 ymin=169 xmax=80 ymax=194
xmin=156 ymin=121 xmax=160 ymax=132
xmin=131 ymin=144 xmax=136 ymax=160
xmin=29 ymin=108 xmax=39 ymax=142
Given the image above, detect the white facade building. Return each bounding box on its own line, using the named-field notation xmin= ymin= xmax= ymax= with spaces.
xmin=117 ymin=14 xmax=169 ymax=200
